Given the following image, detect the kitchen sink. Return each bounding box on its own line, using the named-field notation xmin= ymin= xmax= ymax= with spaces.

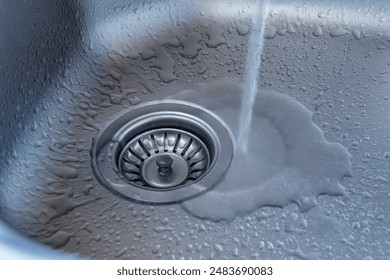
xmin=1 ymin=0 xmax=389 ymax=259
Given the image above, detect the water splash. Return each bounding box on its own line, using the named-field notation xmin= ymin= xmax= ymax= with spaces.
xmin=237 ymin=0 xmax=269 ymax=153
xmin=171 ymin=81 xmax=352 ymax=221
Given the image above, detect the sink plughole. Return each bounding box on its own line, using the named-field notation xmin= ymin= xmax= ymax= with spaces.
xmin=1 ymin=0 xmax=390 ymax=259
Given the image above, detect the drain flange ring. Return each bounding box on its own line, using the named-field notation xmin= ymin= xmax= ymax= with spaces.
xmin=91 ymin=100 xmax=233 ymax=204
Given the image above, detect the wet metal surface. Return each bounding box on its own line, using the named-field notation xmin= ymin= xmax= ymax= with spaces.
xmin=1 ymin=0 xmax=390 ymax=259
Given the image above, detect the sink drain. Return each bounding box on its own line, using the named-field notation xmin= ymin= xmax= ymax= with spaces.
xmin=91 ymin=100 xmax=233 ymax=204
xmin=119 ymin=128 xmax=210 ymax=188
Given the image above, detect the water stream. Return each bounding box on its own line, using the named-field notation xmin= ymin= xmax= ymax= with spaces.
xmin=237 ymin=0 xmax=269 ymax=153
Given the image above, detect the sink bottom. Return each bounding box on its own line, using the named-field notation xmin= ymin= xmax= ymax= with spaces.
xmin=1 ymin=0 xmax=390 ymax=259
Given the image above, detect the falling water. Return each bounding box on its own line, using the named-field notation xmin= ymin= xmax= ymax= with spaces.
xmin=237 ymin=0 xmax=269 ymax=153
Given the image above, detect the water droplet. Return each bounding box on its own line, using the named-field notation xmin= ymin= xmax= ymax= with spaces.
xmin=115 ymin=247 xmax=128 ymax=258
xmin=232 ymin=247 xmax=239 ymax=257
xmin=154 ymin=226 xmax=173 ymax=233
xmin=214 ymin=244 xmax=223 ymax=254
xmin=43 ymin=230 xmax=73 ymax=249
xmin=47 ymin=165 xmax=78 ymax=179
xmin=178 ymin=31 xmax=202 ymax=58
xmin=313 ymin=26 xmax=323 ymax=37
xmin=351 ymin=29 xmax=362 ymax=39
xmin=263 ymin=25 xmax=276 ymax=39
xmin=235 ymin=20 xmax=250 ymax=36
xmin=152 ymin=244 xmax=161 ymax=254
xmin=330 ymin=28 xmax=349 ymax=37
xmin=206 ymin=23 xmax=226 ymax=48
xmin=152 ymin=48 xmax=176 ymax=83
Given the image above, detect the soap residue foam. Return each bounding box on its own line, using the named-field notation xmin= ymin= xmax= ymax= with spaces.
xmin=170 ymin=81 xmax=352 ymax=221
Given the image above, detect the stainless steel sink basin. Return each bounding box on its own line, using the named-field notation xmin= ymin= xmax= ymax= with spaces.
xmin=1 ymin=0 xmax=390 ymax=259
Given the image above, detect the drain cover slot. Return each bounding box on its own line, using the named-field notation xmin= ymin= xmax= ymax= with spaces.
xmin=91 ymin=100 xmax=233 ymax=204
xmin=119 ymin=128 xmax=210 ymax=188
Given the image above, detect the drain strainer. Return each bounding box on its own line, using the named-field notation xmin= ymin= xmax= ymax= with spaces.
xmin=91 ymin=100 xmax=233 ymax=204
xmin=119 ymin=128 xmax=210 ymax=188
